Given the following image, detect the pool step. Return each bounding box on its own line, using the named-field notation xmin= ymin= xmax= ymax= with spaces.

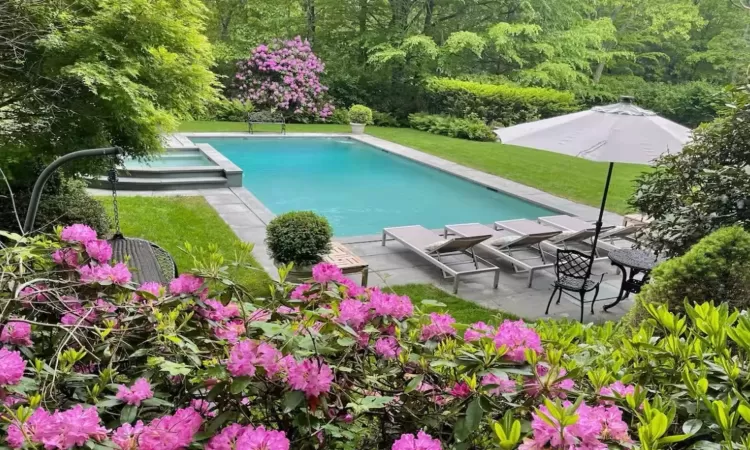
xmin=121 ymin=166 xmax=225 ymax=179
xmin=89 ymin=175 xmax=228 ymax=191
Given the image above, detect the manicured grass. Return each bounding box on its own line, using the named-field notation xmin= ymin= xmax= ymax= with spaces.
xmin=389 ymin=284 xmax=518 ymax=325
xmin=98 ymin=196 xmax=271 ymax=295
xmin=178 ymin=121 xmax=647 ymax=214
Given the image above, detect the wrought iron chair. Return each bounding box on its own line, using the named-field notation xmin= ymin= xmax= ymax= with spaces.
xmin=545 ymin=249 xmax=604 ymax=323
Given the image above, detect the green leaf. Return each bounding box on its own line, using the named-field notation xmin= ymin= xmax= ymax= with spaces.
xmin=206 ymin=411 xmax=235 ymax=434
xmin=465 ymin=398 xmax=483 ymax=432
xmin=346 ymin=396 xmax=394 ymax=414
xmin=206 ymin=382 xmax=227 ymax=402
xmin=405 ymin=374 xmax=424 ymax=393
xmin=337 ymin=337 xmax=356 ymax=347
xmin=120 ymin=405 xmax=137 ymax=424
xmin=421 ymin=299 xmax=447 ymax=307
xmin=283 ymin=391 xmax=305 ymax=412
xmin=230 ymin=376 xmax=253 ymax=394
xmin=738 ymin=404 xmax=750 ymax=424
xmin=682 ymin=419 xmax=703 ymax=435
xmin=159 ymin=361 xmax=192 ymax=376
xmin=141 ymin=397 xmax=174 ymax=407
xmin=454 ymin=417 xmax=469 ymax=442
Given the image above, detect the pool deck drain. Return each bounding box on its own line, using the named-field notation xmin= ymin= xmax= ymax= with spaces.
xmin=88 ymin=132 xmax=633 ymax=322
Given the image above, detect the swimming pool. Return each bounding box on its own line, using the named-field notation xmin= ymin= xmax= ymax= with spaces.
xmin=190 ymin=137 xmax=557 ymax=236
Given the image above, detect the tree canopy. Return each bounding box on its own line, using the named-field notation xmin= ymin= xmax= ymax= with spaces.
xmin=0 ymin=0 xmax=217 ymax=184
xmin=201 ymin=0 xmax=750 ymax=119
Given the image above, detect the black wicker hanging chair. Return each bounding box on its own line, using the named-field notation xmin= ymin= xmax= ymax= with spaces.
xmin=24 ymin=147 xmax=178 ymax=284
xmin=106 ymin=165 xmax=178 ymax=284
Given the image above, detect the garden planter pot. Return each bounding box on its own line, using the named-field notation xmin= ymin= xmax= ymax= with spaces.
xmin=350 ymin=123 xmax=366 ymax=134
xmin=282 ymin=264 xmax=313 ymax=283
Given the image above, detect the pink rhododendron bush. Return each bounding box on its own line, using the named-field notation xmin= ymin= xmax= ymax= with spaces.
xmin=235 ymin=36 xmax=334 ymax=119
xmin=1 ymin=225 xmax=750 ymax=449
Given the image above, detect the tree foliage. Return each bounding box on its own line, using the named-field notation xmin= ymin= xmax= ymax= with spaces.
xmin=201 ymin=0 xmax=749 ymax=121
xmin=0 ymin=0 xmax=217 ymax=185
xmin=631 ymin=84 xmax=750 ymax=256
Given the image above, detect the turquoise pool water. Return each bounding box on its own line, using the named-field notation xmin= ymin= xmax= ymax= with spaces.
xmin=191 ymin=137 xmax=557 ymax=236
xmin=125 ymin=152 xmax=216 ymax=168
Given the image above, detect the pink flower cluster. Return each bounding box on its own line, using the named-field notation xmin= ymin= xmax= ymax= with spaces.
xmin=463 ymin=321 xmax=494 ymax=342
xmin=286 ymin=358 xmax=334 ymax=398
xmin=206 ymin=424 xmax=289 ymax=450
xmin=0 ymin=348 xmax=25 ymax=386
xmin=374 ymin=336 xmax=401 ymax=359
xmin=312 ymin=262 xmax=342 ymax=283
xmin=169 ymin=274 xmax=204 ymax=296
xmin=520 ymin=401 xmax=630 ymax=449
xmin=60 ymin=224 xmax=97 ymax=243
xmin=481 ymin=373 xmax=516 ymax=396
xmin=56 ymin=225 xmax=113 ymax=266
xmin=227 ymin=340 xmax=294 ymax=379
xmin=525 ymin=364 xmax=575 ymax=399
xmin=599 ymin=381 xmax=635 ymax=405
xmin=116 ymin=378 xmax=154 ymax=406
xmin=52 ymin=248 xmax=80 ymax=267
xmin=235 ymin=36 xmax=334 ymax=119
xmin=370 ymin=290 xmax=414 ymax=320
xmin=200 ymin=299 xmax=240 ymax=321
xmin=112 ymin=407 xmax=202 ymax=450
xmin=78 ymin=262 xmax=132 ymax=285
xmin=420 ymin=313 xmax=456 ymax=341
xmin=391 ymin=431 xmax=441 ymax=450
xmin=133 ymin=282 xmax=163 ymax=301
xmin=8 ymin=404 xmax=108 ymax=449
xmin=493 ymin=320 xmax=543 ymax=362
xmin=1 ymin=320 xmax=33 ymax=346
xmin=449 ymin=382 xmax=471 ymax=398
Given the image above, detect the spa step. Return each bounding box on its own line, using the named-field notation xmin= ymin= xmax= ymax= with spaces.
xmin=121 ymin=167 xmax=225 ymax=179
xmin=89 ymin=175 xmax=228 ymax=191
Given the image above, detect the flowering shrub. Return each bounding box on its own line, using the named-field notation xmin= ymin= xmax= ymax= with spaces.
xmin=235 ymin=36 xmax=334 ymax=119
xmin=2 ymin=225 xmax=750 ymax=449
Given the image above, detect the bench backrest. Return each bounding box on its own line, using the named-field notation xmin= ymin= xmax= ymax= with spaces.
xmin=247 ymin=111 xmax=285 ymax=124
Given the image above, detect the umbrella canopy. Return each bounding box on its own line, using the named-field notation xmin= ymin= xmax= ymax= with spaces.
xmin=494 ymin=97 xmax=692 ymax=164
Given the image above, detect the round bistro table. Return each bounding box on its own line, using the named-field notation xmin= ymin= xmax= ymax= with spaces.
xmin=604 ymin=248 xmax=659 ymax=311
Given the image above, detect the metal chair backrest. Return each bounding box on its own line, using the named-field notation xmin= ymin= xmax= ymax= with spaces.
xmin=555 ymin=249 xmax=593 ymax=281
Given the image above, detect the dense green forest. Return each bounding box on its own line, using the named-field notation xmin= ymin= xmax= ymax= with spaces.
xmin=204 ymin=0 xmax=750 ymax=126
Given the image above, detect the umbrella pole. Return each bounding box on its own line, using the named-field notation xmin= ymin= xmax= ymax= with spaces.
xmin=586 ymin=162 xmax=614 ymax=278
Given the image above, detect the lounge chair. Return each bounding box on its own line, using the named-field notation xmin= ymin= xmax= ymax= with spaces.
xmin=596 ymin=224 xmax=644 ymax=252
xmin=537 ymin=215 xmax=615 ymax=259
xmin=382 ymin=225 xmax=501 ymax=294
xmin=446 ymin=221 xmax=561 ymax=287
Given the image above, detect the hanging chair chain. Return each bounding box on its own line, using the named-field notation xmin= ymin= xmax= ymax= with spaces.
xmin=108 ymin=157 xmax=122 ymax=238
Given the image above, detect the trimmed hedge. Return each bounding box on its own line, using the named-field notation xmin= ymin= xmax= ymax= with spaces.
xmin=409 ymin=113 xmax=496 ymax=141
xmin=424 ymin=77 xmax=577 ymax=126
xmin=631 ymin=226 xmax=750 ymax=323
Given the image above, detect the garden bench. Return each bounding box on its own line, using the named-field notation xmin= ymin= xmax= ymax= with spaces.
xmin=322 ymin=242 xmax=369 ymax=286
xmin=247 ymin=111 xmax=286 ymax=134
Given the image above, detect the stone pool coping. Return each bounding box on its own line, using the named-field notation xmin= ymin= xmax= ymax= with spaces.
xmin=176 ymin=132 xmax=623 ymax=225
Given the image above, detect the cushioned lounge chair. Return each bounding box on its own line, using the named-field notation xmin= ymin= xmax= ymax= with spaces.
xmin=596 ymin=224 xmax=644 ymax=252
xmin=446 ymin=221 xmax=561 ymax=287
xmin=382 ymin=225 xmax=501 ymax=294
xmin=537 ymin=215 xmax=615 ymax=259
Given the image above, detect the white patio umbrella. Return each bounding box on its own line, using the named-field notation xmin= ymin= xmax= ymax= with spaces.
xmin=494 ymin=96 xmax=692 ymax=269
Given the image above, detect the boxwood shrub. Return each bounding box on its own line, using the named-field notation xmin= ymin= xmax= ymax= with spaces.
xmin=424 ymin=77 xmax=577 ymax=126
xmin=409 ymin=113 xmax=496 ymax=141
xmin=265 ymin=210 xmax=332 ymax=267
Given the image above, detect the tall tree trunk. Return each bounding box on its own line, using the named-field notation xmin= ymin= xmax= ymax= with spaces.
xmin=423 ymin=0 xmax=435 ymax=35
xmin=389 ymin=0 xmax=409 ymax=37
xmin=305 ymin=0 xmax=316 ymax=45
xmin=593 ymin=60 xmax=606 ymax=83
xmin=358 ymin=0 xmax=369 ymax=62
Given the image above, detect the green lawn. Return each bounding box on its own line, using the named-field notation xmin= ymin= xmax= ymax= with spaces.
xmin=390 ymin=284 xmax=518 ymax=325
xmin=179 ymin=121 xmax=648 ymax=214
xmin=98 ymin=196 xmax=271 ymax=295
